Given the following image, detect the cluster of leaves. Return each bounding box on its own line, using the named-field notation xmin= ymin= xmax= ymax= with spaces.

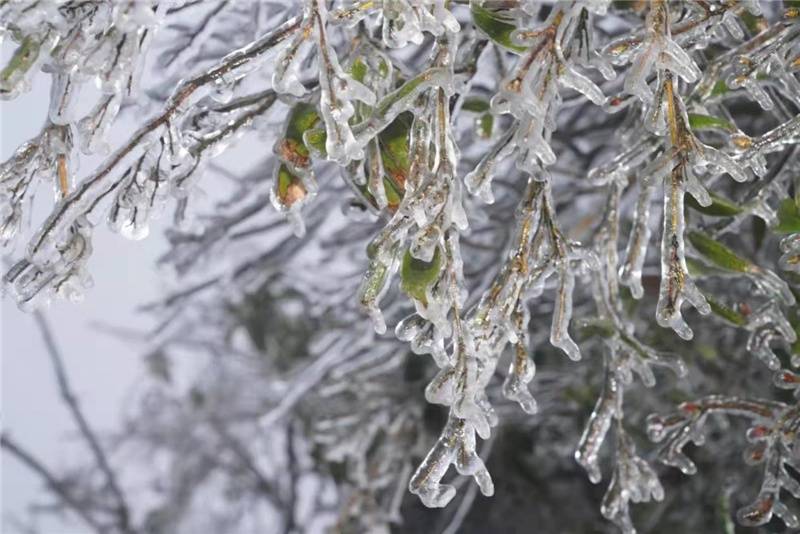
xmin=2 ymin=1 xmax=800 ymax=533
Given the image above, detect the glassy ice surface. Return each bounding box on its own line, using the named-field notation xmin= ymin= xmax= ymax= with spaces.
xmin=2 ymin=1 xmax=800 ymax=533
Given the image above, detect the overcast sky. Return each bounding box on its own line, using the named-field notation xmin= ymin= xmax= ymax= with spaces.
xmin=1 ymin=52 xmax=167 ymax=534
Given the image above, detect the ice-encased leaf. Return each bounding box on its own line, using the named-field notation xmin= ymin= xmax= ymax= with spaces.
xmin=400 ymin=246 xmax=442 ymax=302
xmin=471 ymin=2 xmax=526 ymax=53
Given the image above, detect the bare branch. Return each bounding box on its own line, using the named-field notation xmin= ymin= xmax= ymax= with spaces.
xmin=32 ymin=312 xmax=133 ymax=534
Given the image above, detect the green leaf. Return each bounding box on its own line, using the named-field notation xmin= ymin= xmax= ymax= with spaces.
xmin=774 ymin=199 xmax=800 ymax=234
xmin=462 ymin=97 xmax=491 ymax=113
xmin=373 ymin=68 xmax=444 ymax=119
xmin=378 ymin=112 xmax=412 ymax=190
xmin=684 ymin=191 xmax=744 ymax=217
xmin=0 ymin=34 xmax=41 ymax=89
xmin=477 ymin=113 xmax=494 ymax=138
xmin=349 ymin=57 xmax=368 ymax=83
xmin=302 ymin=128 xmax=327 ymax=157
xmin=688 ymin=113 xmax=736 ymax=133
xmin=348 ymin=112 xmax=412 ymax=211
xmin=275 ymin=164 xmax=306 ymax=207
xmin=739 ymin=11 xmax=764 ymax=34
xmin=277 ymin=164 xmax=293 ymax=197
xmin=286 ymin=103 xmax=320 ymax=141
xmin=709 ymin=79 xmax=729 ymax=98
xmin=687 ymin=231 xmax=753 ymax=273
xmin=400 ymin=247 xmax=442 ymax=301
xmin=359 ymin=258 xmax=391 ymax=306
xmin=377 ymin=57 xmax=390 ymax=79
xmin=355 ymin=177 xmax=403 ymax=212
xmin=471 ymin=3 xmax=526 ymax=53
xmin=686 ymin=255 xmax=725 ymax=277
xmin=282 ymin=103 xmax=320 ymax=161
xmin=576 ymin=319 xmax=616 ymax=340
xmin=705 ymin=295 xmax=748 ymax=327
xmin=384 ymin=178 xmax=403 ymax=206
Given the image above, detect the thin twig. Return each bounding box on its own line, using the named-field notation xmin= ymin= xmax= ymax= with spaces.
xmin=32 ymin=311 xmax=133 ymax=534
xmin=1 ymin=433 xmax=107 ymax=534
xmin=27 ymin=16 xmax=302 ymax=257
xmin=207 ymin=415 xmax=282 ymax=511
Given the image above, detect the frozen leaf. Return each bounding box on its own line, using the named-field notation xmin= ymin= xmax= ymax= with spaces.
xmin=471 ymin=3 xmax=526 ymax=53
xmin=705 ymin=295 xmax=748 ymax=327
xmin=687 ymin=113 xmax=736 ymax=133
xmin=775 ymin=199 xmax=800 ymax=234
xmin=684 ymin=191 xmax=744 ymax=217
xmin=400 ymin=247 xmax=442 ymax=302
xmin=687 ymin=231 xmax=752 ymax=273
xmin=0 ymin=34 xmax=43 ymax=100
xmin=358 ymin=253 xmax=396 ymax=334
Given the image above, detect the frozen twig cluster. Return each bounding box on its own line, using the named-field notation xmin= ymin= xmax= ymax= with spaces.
xmin=2 ymin=0 xmax=800 ymax=532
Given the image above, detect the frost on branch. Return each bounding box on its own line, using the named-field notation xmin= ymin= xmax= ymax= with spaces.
xmin=0 ymin=121 xmax=73 ymax=247
xmin=648 ymin=395 xmax=800 ymax=529
xmin=409 ymin=415 xmax=493 ymax=508
xmin=3 ymin=1 xmax=800 ymax=533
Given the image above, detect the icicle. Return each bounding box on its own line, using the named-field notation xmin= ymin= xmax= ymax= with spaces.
xmin=4 ymin=216 xmax=94 ymax=310
xmin=77 ymin=94 xmax=122 ymax=155
xmin=357 ymin=255 xmax=395 ymax=334
xmin=366 ymin=139 xmax=388 ymax=210
xmin=656 ymin=165 xmax=710 ymax=340
xmin=550 ymin=263 xmax=581 ymax=361
xmin=601 ymin=427 xmax=664 ymax=534
xmin=502 ymin=307 xmax=537 ymax=414
xmin=0 ymin=33 xmax=45 ymax=100
xmin=272 ymin=25 xmax=314 ymax=96
xmin=619 ymin=1 xmax=700 ymax=103
xmin=575 ymin=350 xmax=620 ymax=483
xmin=48 ymin=71 xmax=80 ymax=125
xmin=408 ymin=416 xmax=493 ymax=508
xmin=745 ymin=302 xmax=797 ymax=370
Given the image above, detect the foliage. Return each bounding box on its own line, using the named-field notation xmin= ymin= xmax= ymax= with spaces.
xmin=1 ymin=1 xmax=800 ymax=533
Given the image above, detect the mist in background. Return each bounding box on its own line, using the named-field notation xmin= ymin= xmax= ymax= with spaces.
xmin=1 ymin=56 xmax=165 ymax=533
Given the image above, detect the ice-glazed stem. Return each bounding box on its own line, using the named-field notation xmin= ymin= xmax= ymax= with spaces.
xmin=655 ymin=73 xmax=710 ymax=339
xmin=620 ymin=180 xmax=654 ymax=299
xmin=408 ymin=417 xmax=493 ymax=508
xmin=24 ymin=16 xmax=302 ymax=261
xmin=313 ymin=0 xmax=376 ymax=164
xmin=575 ymin=349 xmax=621 ymax=484
xmin=502 ymin=306 xmax=537 ymax=414
xmin=464 ymin=123 xmax=517 ymax=204
xmin=542 ymin=188 xmax=582 ymax=361
xmin=550 ymin=264 xmax=581 ymax=360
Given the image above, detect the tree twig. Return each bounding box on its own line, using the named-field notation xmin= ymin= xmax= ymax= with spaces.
xmin=32 ymin=311 xmax=133 ymax=534
xmin=1 ymin=433 xmax=107 ymax=534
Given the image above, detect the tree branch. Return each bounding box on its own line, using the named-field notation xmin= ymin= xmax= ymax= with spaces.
xmin=1 ymin=433 xmax=107 ymax=534
xmin=32 ymin=311 xmax=133 ymax=534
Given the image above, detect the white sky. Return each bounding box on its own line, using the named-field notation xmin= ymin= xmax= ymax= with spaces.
xmin=1 ymin=53 xmax=167 ymax=533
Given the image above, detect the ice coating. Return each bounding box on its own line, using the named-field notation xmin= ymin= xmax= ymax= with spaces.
xmin=2 ymin=1 xmax=800 ymax=531
xmin=550 ymin=263 xmax=581 ymax=360
xmin=656 ymin=160 xmax=711 ymax=340
xmin=408 ymin=416 xmax=493 ymax=508
xmin=619 ymin=181 xmax=655 ymax=299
